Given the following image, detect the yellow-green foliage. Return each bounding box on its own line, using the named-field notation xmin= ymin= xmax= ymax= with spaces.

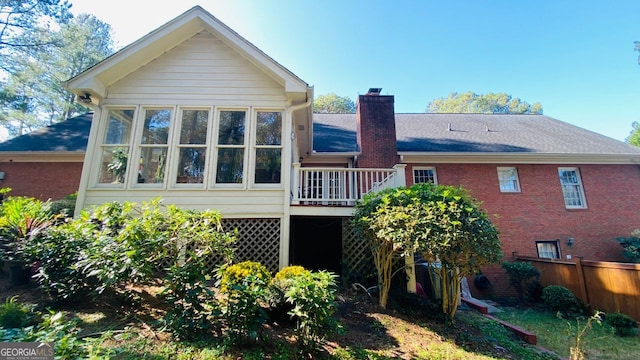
xmin=219 ymin=260 xmax=272 ymax=294
xmin=273 ymin=265 xmax=309 ymax=282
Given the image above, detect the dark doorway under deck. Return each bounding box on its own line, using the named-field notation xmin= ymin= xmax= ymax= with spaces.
xmin=289 ymin=216 xmax=342 ymax=274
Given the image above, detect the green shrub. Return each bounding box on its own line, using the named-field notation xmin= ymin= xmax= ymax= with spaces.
xmin=0 ymin=296 xmax=35 ymax=329
xmin=218 ymin=261 xmax=272 ymax=344
xmin=616 ymin=233 xmax=640 ymax=263
xmin=49 ymin=193 xmax=77 ymax=218
xmin=163 ymin=248 xmax=217 ymax=340
xmin=283 ymin=270 xmax=341 ymax=348
xmin=542 ymin=285 xmax=580 ymax=314
xmin=604 ymin=312 xmax=638 ymax=337
xmin=0 ymin=196 xmax=58 ymax=262
xmin=502 ymin=261 xmax=541 ymax=303
xmin=31 ymin=222 xmax=94 ymax=301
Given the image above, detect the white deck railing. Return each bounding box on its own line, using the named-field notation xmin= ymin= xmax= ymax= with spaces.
xmin=291 ymin=164 xmax=406 ymax=206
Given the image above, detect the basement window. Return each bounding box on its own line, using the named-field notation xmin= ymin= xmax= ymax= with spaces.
xmin=536 ymin=240 xmax=560 ymax=259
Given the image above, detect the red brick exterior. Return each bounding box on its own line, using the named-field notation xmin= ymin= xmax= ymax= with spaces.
xmin=406 ymin=163 xmax=640 ymax=295
xmin=356 ymin=94 xmax=400 ymax=168
xmin=0 ymin=162 xmax=83 ymax=200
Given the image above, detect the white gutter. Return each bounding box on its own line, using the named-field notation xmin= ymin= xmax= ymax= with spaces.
xmin=280 ymin=90 xmax=313 ymax=270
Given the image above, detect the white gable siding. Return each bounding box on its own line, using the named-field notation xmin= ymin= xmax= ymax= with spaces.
xmin=106 ymin=31 xmax=288 ymax=106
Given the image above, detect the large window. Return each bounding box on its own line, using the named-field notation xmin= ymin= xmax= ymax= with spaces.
xmin=254 ymin=111 xmax=282 ymax=184
xmin=536 ymin=240 xmax=560 ymax=259
xmin=558 ymin=167 xmax=587 ymax=208
xmin=136 ymin=109 xmax=172 ymax=185
xmin=98 ymin=109 xmax=134 ymax=184
xmin=497 ymin=167 xmax=520 ymax=192
xmin=175 ymin=109 xmax=209 ymax=184
xmin=413 ymin=167 xmax=437 ymax=185
xmin=215 ymin=110 xmax=246 ymax=184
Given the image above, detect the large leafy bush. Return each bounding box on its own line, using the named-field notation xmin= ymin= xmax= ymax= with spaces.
xmin=616 ymin=232 xmax=640 ymax=263
xmin=542 ymin=285 xmax=580 ymax=315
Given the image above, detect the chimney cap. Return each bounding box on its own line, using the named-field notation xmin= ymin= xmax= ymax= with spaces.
xmin=367 ymin=88 xmax=382 ymax=95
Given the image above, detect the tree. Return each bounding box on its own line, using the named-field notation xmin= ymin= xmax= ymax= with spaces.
xmin=0 ymin=13 xmax=114 ymax=136
xmin=313 ymin=93 xmax=355 ymax=113
xmin=626 ymin=121 xmax=640 ymax=147
xmin=427 ymin=91 xmax=543 ymax=114
xmin=0 ymin=0 xmax=71 ymax=53
xmin=353 ymin=183 xmax=502 ymax=320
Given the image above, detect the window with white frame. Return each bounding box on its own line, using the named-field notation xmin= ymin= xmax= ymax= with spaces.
xmin=215 ymin=110 xmax=246 ymax=184
xmin=135 ymin=108 xmax=172 ymax=185
xmin=175 ymin=109 xmax=209 ymax=184
xmin=558 ymin=167 xmax=587 ymax=208
xmin=98 ymin=108 xmax=134 ymax=185
xmin=413 ymin=167 xmax=437 ymax=185
xmin=254 ymin=111 xmax=282 ymax=184
xmin=536 ymin=240 xmax=560 ymax=259
xmin=497 ymin=167 xmax=520 ymax=192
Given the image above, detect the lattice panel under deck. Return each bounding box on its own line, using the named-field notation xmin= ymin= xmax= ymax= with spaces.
xmin=342 ymin=217 xmax=375 ymax=283
xmin=205 ymin=218 xmax=281 ymax=273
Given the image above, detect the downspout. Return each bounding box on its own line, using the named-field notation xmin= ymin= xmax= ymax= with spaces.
xmin=280 ymin=91 xmax=313 ymax=269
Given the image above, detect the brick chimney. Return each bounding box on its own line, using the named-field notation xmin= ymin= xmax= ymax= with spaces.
xmin=356 ymin=88 xmax=399 ymax=168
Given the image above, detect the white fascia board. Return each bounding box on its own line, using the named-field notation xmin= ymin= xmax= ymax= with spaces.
xmin=0 ymin=152 xmax=85 ymax=163
xmin=398 ymin=152 xmax=640 ymax=164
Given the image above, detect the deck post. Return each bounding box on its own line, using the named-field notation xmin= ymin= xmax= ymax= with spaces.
xmin=291 ymin=162 xmax=301 ymax=205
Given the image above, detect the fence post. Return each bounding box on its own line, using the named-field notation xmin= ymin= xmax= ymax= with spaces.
xmin=574 ymin=258 xmax=590 ymax=308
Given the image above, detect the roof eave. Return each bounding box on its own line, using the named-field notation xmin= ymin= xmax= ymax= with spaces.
xmin=397 ymin=152 xmax=640 ymax=164
xmin=0 ymin=152 xmax=85 ymax=162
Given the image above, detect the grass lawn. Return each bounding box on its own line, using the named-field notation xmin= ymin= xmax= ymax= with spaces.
xmin=494 ymin=307 xmax=640 ymax=360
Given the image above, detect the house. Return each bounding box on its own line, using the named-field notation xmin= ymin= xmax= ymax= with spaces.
xmin=0 ymin=113 xmax=91 ymax=200
xmin=26 ymin=5 xmax=640 ymax=295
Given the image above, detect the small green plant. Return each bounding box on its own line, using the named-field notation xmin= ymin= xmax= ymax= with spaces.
xmin=0 ymin=296 xmax=35 ymax=329
xmin=563 ymin=311 xmax=603 ymax=360
xmin=283 ymin=270 xmax=342 ymax=349
xmin=502 ymin=261 xmax=541 ymax=303
xmin=604 ymin=312 xmax=638 ymax=337
xmin=543 ymin=285 xmax=580 ymax=315
xmin=217 ymin=261 xmax=272 ymax=344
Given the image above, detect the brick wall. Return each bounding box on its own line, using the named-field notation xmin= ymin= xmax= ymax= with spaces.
xmin=0 ymin=162 xmax=83 ymax=200
xmin=406 ymin=163 xmax=640 ymax=295
xmin=356 ymin=94 xmax=399 ymax=168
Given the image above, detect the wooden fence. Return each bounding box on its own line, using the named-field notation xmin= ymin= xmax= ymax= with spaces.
xmin=514 ymin=255 xmax=640 ymax=322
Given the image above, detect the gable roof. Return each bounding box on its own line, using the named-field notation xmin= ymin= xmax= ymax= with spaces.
xmin=313 ymin=113 xmax=640 ymax=162
xmin=65 ymin=6 xmax=310 ymax=105
xmin=0 ymin=113 xmax=92 ymax=152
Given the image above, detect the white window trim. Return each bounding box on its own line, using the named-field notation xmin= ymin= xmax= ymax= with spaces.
xmin=497 ymin=166 xmax=521 ymax=193
xmin=412 ymin=166 xmax=438 ymax=185
xmin=212 ymin=107 xmax=250 ymax=189
xmin=130 ymin=106 xmax=176 ymax=189
xmin=251 ymin=108 xmax=284 ymax=189
xmin=92 ymin=106 xmax=138 ymax=188
xmin=170 ymin=107 xmax=213 ymax=189
xmin=558 ymin=167 xmax=587 ymax=209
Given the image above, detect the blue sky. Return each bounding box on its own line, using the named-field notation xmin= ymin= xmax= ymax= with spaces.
xmin=69 ymin=0 xmax=640 ymax=141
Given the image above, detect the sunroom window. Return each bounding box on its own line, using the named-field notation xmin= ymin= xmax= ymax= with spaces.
xmin=136 ymin=109 xmax=172 ymax=185
xmin=175 ymin=109 xmax=209 ymax=184
xmin=254 ymin=111 xmax=282 ymax=184
xmin=98 ymin=109 xmax=134 ymax=184
xmin=215 ymin=110 xmax=246 ymax=184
